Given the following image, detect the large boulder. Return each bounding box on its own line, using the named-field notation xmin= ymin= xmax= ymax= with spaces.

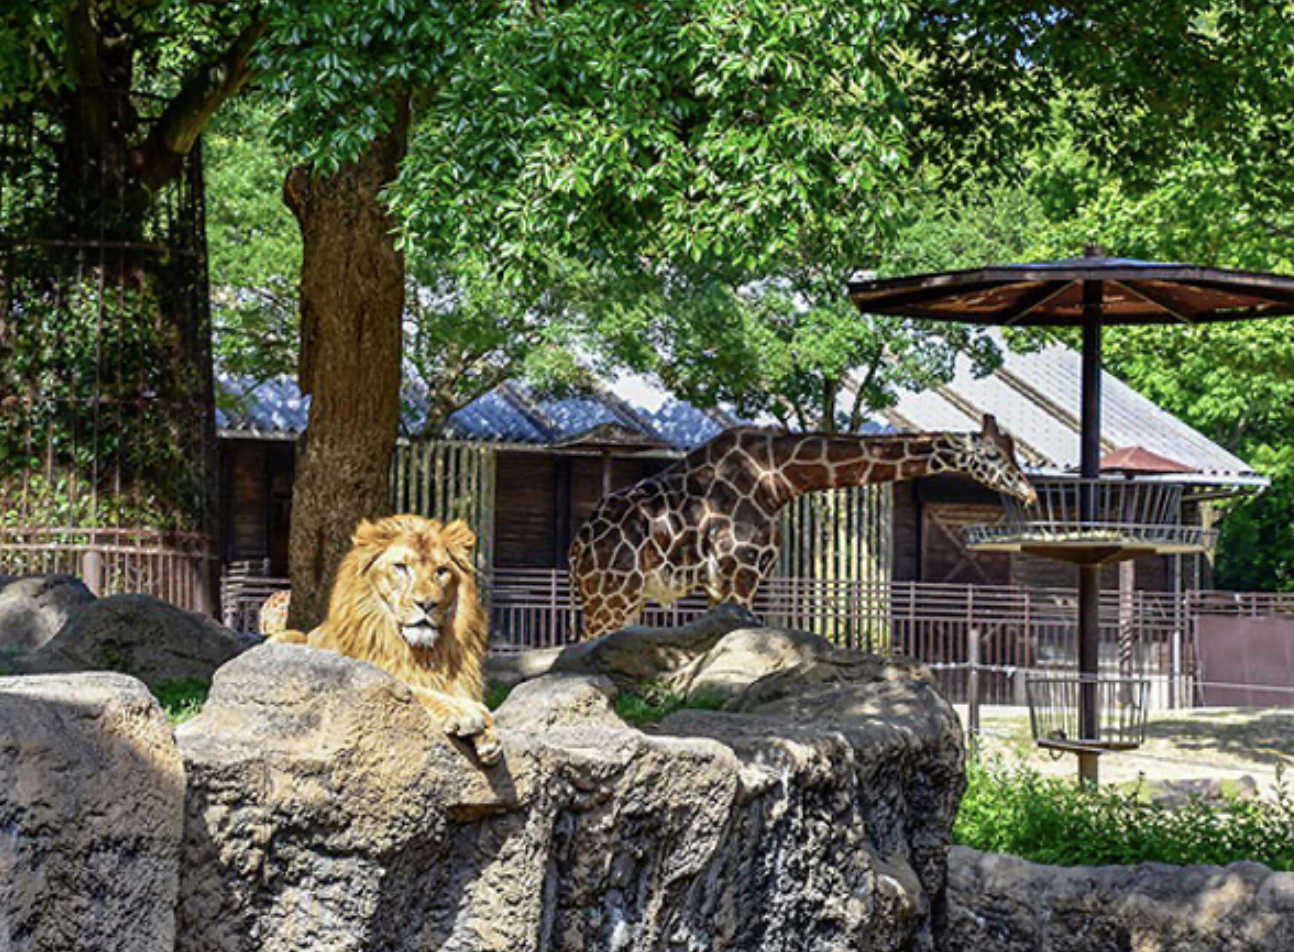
xmin=0 ymin=574 xmax=96 ymax=656
xmin=493 ymin=672 xmax=624 ymax=731
xmin=0 ymin=672 xmax=185 ymax=952
xmin=549 ymin=603 xmax=761 ymax=687
xmin=21 ymin=594 xmax=245 ymax=687
xmin=947 ymin=846 xmax=1294 ymax=952
xmin=176 ymin=641 xmax=964 ymax=952
xmin=669 ymin=625 xmax=833 ymax=703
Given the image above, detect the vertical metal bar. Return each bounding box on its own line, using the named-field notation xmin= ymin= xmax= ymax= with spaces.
xmin=1078 ymin=274 xmax=1104 ymax=785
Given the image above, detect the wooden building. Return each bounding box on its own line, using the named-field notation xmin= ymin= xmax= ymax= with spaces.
xmin=216 ymin=340 xmax=1263 ymax=595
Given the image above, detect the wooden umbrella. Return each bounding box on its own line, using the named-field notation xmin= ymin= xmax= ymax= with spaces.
xmin=848 ymin=247 xmax=1294 ymax=783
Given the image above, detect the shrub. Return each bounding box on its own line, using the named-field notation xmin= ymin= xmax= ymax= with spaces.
xmin=955 ymin=755 xmax=1294 ymax=871
xmin=152 ymin=679 xmax=210 ymax=726
xmin=615 ymin=680 xmax=726 ymax=727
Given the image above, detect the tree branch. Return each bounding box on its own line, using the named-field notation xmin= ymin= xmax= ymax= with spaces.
xmin=62 ymin=0 xmax=108 ymax=142
xmin=136 ymin=14 xmax=268 ymax=189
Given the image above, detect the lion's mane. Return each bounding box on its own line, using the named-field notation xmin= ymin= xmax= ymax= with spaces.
xmin=304 ymin=514 xmax=488 ymax=701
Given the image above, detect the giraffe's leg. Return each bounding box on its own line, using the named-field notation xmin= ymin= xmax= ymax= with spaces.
xmin=579 ymin=571 xmax=647 ymax=640
xmin=408 ymin=685 xmax=502 ymax=765
xmin=708 ymin=548 xmax=773 ymax=610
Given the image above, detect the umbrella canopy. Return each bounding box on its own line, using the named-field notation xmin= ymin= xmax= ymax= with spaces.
xmin=848 ymin=256 xmax=1294 ymax=327
xmin=847 ymin=250 xmax=1294 ymax=784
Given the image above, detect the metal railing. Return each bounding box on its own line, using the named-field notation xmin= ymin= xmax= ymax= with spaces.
xmin=966 ymin=477 xmax=1217 ymax=554
xmin=214 ymin=566 xmax=1294 ymax=711
xmin=0 ymin=527 xmax=217 ymax=614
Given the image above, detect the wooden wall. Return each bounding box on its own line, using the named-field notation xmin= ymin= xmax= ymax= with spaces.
xmin=218 ymin=438 xmax=294 ymax=575
xmin=890 ymin=473 xmax=1185 ymax=593
xmin=492 ymin=451 xmax=671 ymax=569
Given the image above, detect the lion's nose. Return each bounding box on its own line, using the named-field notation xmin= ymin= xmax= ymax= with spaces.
xmin=418 ymin=598 xmax=438 ymax=614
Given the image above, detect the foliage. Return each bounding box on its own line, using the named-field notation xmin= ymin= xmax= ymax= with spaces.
xmin=206 ymin=100 xmax=301 ymax=387
xmin=151 ymin=678 xmax=210 ymax=727
xmin=615 ymin=681 xmax=726 ymax=728
xmin=483 ymin=682 xmax=512 ymax=712
xmin=956 ymin=756 xmax=1294 ymax=871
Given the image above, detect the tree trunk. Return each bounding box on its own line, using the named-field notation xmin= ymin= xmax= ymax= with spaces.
xmin=284 ymin=106 xmax=409 ymax=630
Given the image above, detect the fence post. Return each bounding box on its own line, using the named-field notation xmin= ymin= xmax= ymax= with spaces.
xmin=81 ymin=549 xmax=104 ymax=596
xmin=967 ymin=626 xmax=981 ymax=747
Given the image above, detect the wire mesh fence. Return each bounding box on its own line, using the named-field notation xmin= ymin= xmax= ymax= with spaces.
xmin=0 ymin=90 xmax=215 ymax=560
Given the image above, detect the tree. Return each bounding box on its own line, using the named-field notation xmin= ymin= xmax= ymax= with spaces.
xmin=1031 ymin=142 xmax=1294 ymax=591
xmin=1 ymin=2 xmax=264 ymax=534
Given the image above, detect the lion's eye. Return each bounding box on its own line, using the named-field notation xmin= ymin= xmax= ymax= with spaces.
xmin=393 ymin=562 xmax=411 ymax=577
xmin=436 ymin=566 xmax=452 ymax=581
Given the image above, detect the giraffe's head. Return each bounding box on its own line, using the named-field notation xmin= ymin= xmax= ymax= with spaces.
xmin=934 ymin=415 xmax=1036 ymax=505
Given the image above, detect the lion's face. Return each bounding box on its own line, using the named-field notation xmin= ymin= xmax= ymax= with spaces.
xmin=351 ymin=516 xmax=476 ymax=651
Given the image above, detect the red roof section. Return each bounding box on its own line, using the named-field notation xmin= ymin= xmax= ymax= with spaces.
xmin=1099 ymin=445 xmax=1197 ymax=475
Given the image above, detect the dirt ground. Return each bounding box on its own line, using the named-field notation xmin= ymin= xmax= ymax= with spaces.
xmin=955 ymin=703 xmax=1294 ymax=797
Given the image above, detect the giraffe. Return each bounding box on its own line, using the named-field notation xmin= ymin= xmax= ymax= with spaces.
xmin=568 ymin=415 xmax=1036 ymax=639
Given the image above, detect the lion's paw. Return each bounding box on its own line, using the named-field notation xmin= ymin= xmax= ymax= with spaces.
xmin=473 ymin=729 xmax=503 ymax=766
xmin=441 ymin=700 xmax=489 ymax=738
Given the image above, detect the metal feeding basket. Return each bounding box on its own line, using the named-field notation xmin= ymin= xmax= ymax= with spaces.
xmin=1025 ymin=676 xmax=1150 ymax=754
xmin=966 ymin=477 xmax=1216 ymax=564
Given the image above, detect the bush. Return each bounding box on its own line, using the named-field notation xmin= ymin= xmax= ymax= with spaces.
xmin=151 ymin=679 xmax=210 ymax=726
xmin=955 ymin=755 xmax=1294 ymax=871
xmin=615 ymin=680 xmax=726 ymax=727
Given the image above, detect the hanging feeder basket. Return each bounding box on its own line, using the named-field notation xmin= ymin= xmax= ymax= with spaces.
xmin=1025 ymin=675 xmax=1150 ymax=754
xmin=965 ymin=477 xmax=1216 ymax=564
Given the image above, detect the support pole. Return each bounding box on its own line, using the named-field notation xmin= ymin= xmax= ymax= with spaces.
xmin=1078 ymin=276 xmax=1103 ymax=785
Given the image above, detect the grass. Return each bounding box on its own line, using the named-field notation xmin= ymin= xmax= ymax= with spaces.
xmin=484 ymin=682 xmax=512 ymax=711
xmin=614 ymin=680 xmax=726 ymax=727
xmin=0 ymin=648 xmax=22 ymax=676
xmin=955 ymin=754 xmax=1294 ymax=871
xmin=151 ymin=679 xmax=210 ymax=726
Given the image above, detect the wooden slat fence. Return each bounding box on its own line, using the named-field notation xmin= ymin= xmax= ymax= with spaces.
xmin=0 ymin=527 xmax=216 ymax=613
xmin=482 ymin=570 xmax=1294 ymax=710
xmin=390 ymin=441 xmax=496 ymax=572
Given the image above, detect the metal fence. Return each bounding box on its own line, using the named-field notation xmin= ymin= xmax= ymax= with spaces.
xmin=213 ymin=565 xmax=1294 ymax=711
xmin=483 ymin=569 xmax=1294 ymax=709
xmin=0 ymin=527 xmax=217 ymax=613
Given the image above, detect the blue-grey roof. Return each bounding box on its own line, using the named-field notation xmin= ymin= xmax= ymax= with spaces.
xmin=217 ymin=343 xmax=1262 ymax=483
xmin=875 ymin=336 xmax=1260 ymax=483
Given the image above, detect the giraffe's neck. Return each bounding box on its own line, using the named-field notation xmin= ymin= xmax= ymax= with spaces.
xmin=769 ymin=432 xmax=946 ymax=505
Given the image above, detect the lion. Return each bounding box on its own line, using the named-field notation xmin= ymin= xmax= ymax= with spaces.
xmin=270 ymin=514 xmax=501 ymax=764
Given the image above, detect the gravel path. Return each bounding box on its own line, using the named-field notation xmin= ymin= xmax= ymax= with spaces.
xmin=956 ymin=704 xmax=1294 ymax=797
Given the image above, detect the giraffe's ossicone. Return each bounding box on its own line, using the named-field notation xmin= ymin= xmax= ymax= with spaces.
xmin=569 ymin=415 xmax=1035 ymax=640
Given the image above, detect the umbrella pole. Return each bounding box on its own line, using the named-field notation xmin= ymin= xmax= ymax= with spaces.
xmin=1078 ymin=278 xmax=1103 ymax=784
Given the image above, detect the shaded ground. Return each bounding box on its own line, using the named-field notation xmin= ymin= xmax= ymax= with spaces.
xmin=958 ymin=704 xmax=1294 ymax=796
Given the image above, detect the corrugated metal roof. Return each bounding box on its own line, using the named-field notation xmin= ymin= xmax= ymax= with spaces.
xmin=216 ymin=340 xmax=1262 ymax=484
xmin=875 ymin=337 xmax=1258 ymax=481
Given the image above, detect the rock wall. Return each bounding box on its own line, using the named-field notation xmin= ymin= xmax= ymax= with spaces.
xmin=176 ymin=642 xmax=964 ymax=952
xmin=947 ymin=845 xmax=1294 ymax=952
xmin=0 ymin=673 xmax=185 ymax=952
xmin=0 ymin=609 xmax=967 ymax=952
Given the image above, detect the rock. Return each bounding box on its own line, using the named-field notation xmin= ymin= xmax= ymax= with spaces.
xmin=727 ymin=652 xmax=935 ymax=712
xmin=0 ymin=672 xmax=185 ymax=952
xmin=493 ymin=672 xmax=623 ymax=731
xmin=669 ymin=626 xmax=833 ymax=703
xmin=484 ymin=645 xmax=564 ymax=689
xmin=0 ymin=574 xmax=96 ymax=655
xmin=549 ymin=604 xmax=762 ymax=687
xmin=21 ymin=593 xmax=245 ymax=687
xmin=947 ymin=845 xmax=1294 ymax=952
xmin=177 ymin=640 xmax=963 ymax=951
